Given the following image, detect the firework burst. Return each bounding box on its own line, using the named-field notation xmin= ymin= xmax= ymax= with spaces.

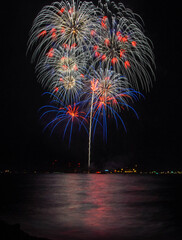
xmin=91 ymin=4 xmax=155 ymax=92
xmin=86 ymin=66 xmax=140 ymax=139
xmin=36 ymin=46 xmax=87 ymax=104
xmin=39 ymin=93 xmax=88 ymax=146
xmin=28 ymin=0 xmax=103 ymax=62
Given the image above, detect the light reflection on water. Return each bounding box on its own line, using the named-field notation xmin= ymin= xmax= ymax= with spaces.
xmin=0 ymin=174 xmax=182 ymax=240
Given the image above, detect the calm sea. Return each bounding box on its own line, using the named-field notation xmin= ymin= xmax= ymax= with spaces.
xmin=0 ymin=174 xmax=182 ymax=240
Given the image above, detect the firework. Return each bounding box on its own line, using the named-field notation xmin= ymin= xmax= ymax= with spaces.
xmin=28 ymin=0 xmax=155 ymax=169
xmin=87 ymin=66 xmax=141 ymax=137
xmin=39 ymin=92 xmax=88 ymax=146
xmin=91 ymin=3 xmax=155 ymax=92
xmin=28 ymin=0 xmax=103 ymax=62
xmin=85 ymin=65 xmax=142 ymax=167
xmin=36 ymin=46 xmax=87 ymax=104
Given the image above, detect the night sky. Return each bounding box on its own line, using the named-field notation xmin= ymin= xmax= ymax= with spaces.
xmin=1 ymin=0 xmax=181 ymax=171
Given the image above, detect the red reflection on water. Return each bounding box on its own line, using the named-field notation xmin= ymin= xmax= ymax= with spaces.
xmin=82 ymin=176 xmax=114 ymax=235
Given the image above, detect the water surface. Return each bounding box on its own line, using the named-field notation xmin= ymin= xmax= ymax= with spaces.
xmin=0 ymin=174 xmax=182 ymax=240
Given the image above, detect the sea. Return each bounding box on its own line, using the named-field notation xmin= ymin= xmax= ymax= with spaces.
xmin=0 ymin=173 xmax=182 ymax=240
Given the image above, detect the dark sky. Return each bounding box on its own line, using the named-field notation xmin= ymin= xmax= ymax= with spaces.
xmin=1 ymin=0 xmax=181 ymax=170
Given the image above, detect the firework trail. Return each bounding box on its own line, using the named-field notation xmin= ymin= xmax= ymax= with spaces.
xmin=85 ymin=66 xmax=142 ymax=167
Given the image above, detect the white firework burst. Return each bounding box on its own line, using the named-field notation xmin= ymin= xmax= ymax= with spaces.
xmin=36 ymin=46 xmax=87 ymax=104
xmin=28 ymin=0 xmax=103 ymax=62
xmin=91 ymin=3 xmax=155 ymax=92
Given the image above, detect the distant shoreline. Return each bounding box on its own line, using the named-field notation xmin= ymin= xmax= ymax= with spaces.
xmin=1 ymin=169 xmax=182 ymax=175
